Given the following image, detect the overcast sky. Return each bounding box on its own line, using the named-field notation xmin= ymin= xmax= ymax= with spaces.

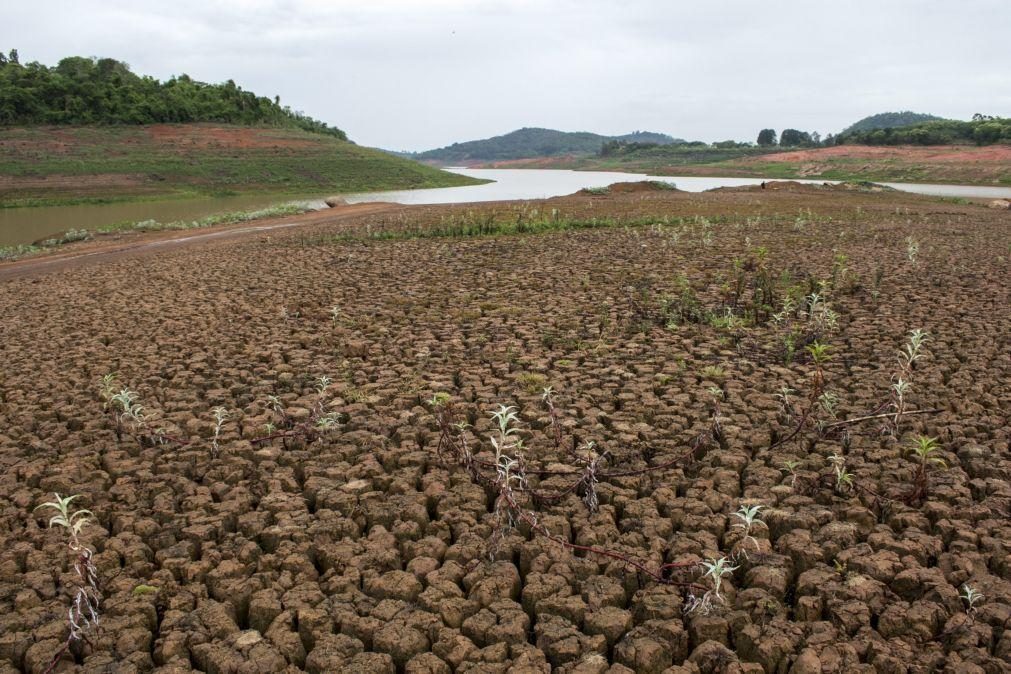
xmin=5 ymin=0 xmax=1009 ymax=151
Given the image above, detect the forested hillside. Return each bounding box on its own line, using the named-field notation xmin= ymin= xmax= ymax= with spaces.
xmin=837 ymin=115 xmax=1010 ymax=145
xmin=842 ymin=111 xmax=943 ymax=134
xmin=0 ymin=49 xmax=346 ymax=138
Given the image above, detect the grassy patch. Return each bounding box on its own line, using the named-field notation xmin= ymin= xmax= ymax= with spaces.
xmin=95 ymin=203 xmax=314 ymax=234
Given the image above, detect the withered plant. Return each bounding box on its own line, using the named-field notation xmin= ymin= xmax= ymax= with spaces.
xmin=100 ymin=374 xmax=187 ymax=447
xmin=34 ymin=494 xmax=101 ymax=674
xmin=253 ymin=375 xmax=343 ymax=447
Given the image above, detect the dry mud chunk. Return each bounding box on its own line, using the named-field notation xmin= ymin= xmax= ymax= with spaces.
xmin=264 ymin=610 xmax=306 ymax=668
xmin=687 ymin=640 xmax=742 ymax=673
xmin=464 ymin=561 xmax=521 ymax=606
xmin=373 ymin=622 xmax=430 ymax=667
xmin=338 ymin=652 xmax=396 ymax=673
xmin=365 ymin=569 xmax=423 ymax=602
xmin=583 ymin=605 xmax=633 ymax=645
xmin=304 ymin=633 xmax=365 ymax=673
xmin=405 ymin=652 xmax=452 ymax=674
xmin=688 ymin=614 xmax=730 ymax=648
xmin=613 ymin=619 xmax=688 ymax=673
xmin=432 ymin=629 xmax=479 ymax=669
xmin=536 ymin=593 xmax=589 ymax=627
xmin=581 ymin=575 xmax=626 ymax=609
xmin=247 ymin=590 xmax=283 ymax=634
xmin=462 ymin=599 xmax=530 ymax=646
xmin=196 ymin=599 xmax=241 ymax=640
xmin=734 ymin=621 xmax=804 ymax=673
xmin=535 ymin=614 xmax=607 ymax=668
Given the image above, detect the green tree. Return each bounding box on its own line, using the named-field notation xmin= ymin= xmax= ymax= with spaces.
xmin=780 ymin=129 xmax=813 ymax=147
xmin=0 ymin=51 xmax=347 ymax=139
xmin=757 ymin=128 xmax=777 ymax=147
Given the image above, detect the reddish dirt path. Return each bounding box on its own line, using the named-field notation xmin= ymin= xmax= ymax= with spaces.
xmin=0 ymin=203 xmax=398 ymax=281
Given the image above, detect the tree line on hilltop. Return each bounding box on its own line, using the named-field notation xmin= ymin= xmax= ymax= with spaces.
xmin=0 ymin=49 xmax=347 ymax=139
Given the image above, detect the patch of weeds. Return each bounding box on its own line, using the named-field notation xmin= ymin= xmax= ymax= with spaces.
xmin=132 ymin=584 xmax=159 ymax=597
xmin=700 ymin=365 xmax=727 ymax=382
xmin=517 ymin=372 xmax=548 ymax=395
xmin=98 ymin=203 xmax=314 ymax=234
xmin=647 ymin=180 xmax=678 ymax=190
xmin=0 ymin=228 xmax=92 ymax=262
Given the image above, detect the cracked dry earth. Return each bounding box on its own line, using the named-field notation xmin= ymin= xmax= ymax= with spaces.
xmin=0 ymin=186 xmax=1009 ymax=674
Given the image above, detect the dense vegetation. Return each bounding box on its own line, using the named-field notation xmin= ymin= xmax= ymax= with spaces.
xmin=414 ymin=127 xmax=678 ymax=162
xmin=842 ymin=111 xmax=944 ymax=134
xmin=836 ymin=115 xmax=1011 ymax=146
xmin=597 ymin=142 xmax=778 ymax=163
xmin=0 ymin=49 xmax=347 ymax=139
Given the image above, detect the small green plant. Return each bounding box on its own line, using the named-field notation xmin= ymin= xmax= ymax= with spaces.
xmin=806 ymin=341 xmax=831 ymax=365
xmin=782 ymin=459 xmax=800 ymax=487
xmin=804 ymin=293 xmax=839 ymax=335
xmin=905 ymin=435 xmax=945 ymax=502
xmin=700 ymin=365 xmax=727 ymax=381
xmin=776 ymin=386 xmax=796 ymax=421
xmin=210 ymin=407 xmax=229 ymax=457
xmin=960 ymin=584 xmax=983 ymax=617
xmin=582 ymin=186 xmax=610 ymax=195
xmin=905 ymin=236 xmax=920 ymax=263
xmin=817 ymin=390 xmax=840 ymax=420
xmin=34 ymin=494 xmax=101 ymax=673
xmin=428 ymin=392 xmax=451 ymax=408
xmin=828 ymin=452 xmax=854 ymax=494
xmin=709 ymin=308 xmax=745 ymax=331
xmin=255 ymin=376 xmax=342 ymax=447
xmin=686 ymin=557 xmax=739 ymax=614
xmin=132 ymin=584 xmax=159 ymax=597
xmin=99 ymin=373 xmax=119 ymax=411
xmin=889 ymin=329 xmax=929 ymax=433
xmin=732 ymin=504 xmax=764 ymax=551
xmin=909 ymin=435 xmax=944 ymax=467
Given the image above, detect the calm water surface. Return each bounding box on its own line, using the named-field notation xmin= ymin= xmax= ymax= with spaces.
xmin=3 ymin=168 xmax=1009 ymax=247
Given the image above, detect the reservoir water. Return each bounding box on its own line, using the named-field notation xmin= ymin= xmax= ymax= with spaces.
xmin=3 ymin=168 xmax=1009 ymax=247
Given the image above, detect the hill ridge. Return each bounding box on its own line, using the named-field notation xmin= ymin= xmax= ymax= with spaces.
xmin=414 ymin=127 xmax=681 ymax=163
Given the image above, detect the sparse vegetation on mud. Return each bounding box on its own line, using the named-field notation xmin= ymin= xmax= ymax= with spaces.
xmin=1 ymin=185 xmax=1009 ymax=672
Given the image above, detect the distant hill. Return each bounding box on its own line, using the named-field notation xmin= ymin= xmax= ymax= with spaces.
xmin=414 ymin=127 xmax=680 ymax=163
xmin=0 ymin=49 xmax=346 ymax=139
xmin=842 ymin=112 xmax=944 ymax=134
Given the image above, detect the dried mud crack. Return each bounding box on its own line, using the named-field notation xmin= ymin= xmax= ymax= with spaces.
xmin=1 ymin=186 xmax=1009 ymax=673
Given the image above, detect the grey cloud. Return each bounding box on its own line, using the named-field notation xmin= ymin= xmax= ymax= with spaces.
xmin=3 ymin=0 xmax=1008 ymax=150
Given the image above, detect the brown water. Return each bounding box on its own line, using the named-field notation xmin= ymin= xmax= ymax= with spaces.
xmin=0 ymin=193 xmax=325 ymax=247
